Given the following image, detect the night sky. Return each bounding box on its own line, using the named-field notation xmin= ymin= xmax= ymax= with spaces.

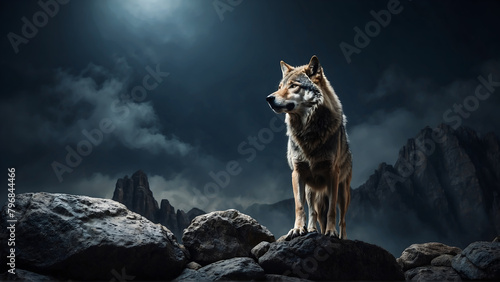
xmin=1 ymin=0 xmax=500 ymax=213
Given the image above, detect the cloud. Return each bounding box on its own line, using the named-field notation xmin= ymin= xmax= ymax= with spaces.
xmin=366 ymin=66 xmax=432 ymax=101
xmin=37 ymin=59 xmax=192 ymax=156
xmin=66 ymin=172 xmax=117 ymax=199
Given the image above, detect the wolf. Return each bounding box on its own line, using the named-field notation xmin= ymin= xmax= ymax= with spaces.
xmin=266 ymin=55 xmax=352 ymax=239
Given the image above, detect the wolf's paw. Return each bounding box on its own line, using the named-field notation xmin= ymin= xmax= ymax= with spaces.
xmin=325 ymin=229 xmax=339 ymax=238
xmin=307 ymin=227 xmax=318 ymax=233
xmin=286 ymin=227 xmax=307 ymax=240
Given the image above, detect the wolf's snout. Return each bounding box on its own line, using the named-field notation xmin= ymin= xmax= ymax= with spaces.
xmin=266 ymin=95 xmax=281 ymax=113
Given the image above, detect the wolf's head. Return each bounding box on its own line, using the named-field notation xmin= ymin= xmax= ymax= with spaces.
xmin=266 ymin=55 xmax=326 ymax=114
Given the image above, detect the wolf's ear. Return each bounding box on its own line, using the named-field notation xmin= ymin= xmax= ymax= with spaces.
xmin=306 ymin=55 xmax=322 ymax=78
xmin=280 ymin=61 xmax=293 ymax=77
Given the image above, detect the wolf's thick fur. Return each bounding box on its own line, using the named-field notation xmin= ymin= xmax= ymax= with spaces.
xmin=266 ymin=56 xmax=352 ymax=239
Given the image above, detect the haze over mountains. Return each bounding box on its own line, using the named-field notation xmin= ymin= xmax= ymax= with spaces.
xmin=111 ymin=124 xmax=500 ymax=255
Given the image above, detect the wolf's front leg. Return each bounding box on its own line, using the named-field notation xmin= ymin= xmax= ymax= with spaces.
xmin=287 ymin=170 xmax=307 ymax=240
xmin=325 ymin=168 xmax=340 ymax=238
xmin=306 ymin=187 xmax=319 ymax=233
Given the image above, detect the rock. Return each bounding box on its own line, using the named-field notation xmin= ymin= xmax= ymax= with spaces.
xmin=251 ymin=241 xmax=271 ymax=259
xmin=182 ymin=209 xmax=275 ymax=265
xmin=173 ymin=257 xmax=265 ymax=281
xmin=405 ymin=266 xmax=462 ymax=281
xmin=258 ymin=232 xmax=404 ymax=281
xmin=186 ymin=261 xmax=202 ymax=270
xmin=431 ymin=254 xmax=455 ymax=267
xmin=452 ymin=241 xmax=500 ymax=280
xmin=0 ymin=192 xmax=188 ymax=280
xmin=397 ymin=242 xmax=461 ymax=270
xmin=112 ymin=170 xmax=159 ymax=222
xmin=199 ymin=257 xmax=265 ymax=281
xmin=0 ymin=269 xmax=57 ymax=281
xmin=173 ymin=268 xmax=208 ymax=281
xmin=265 ymin=274 xmax=313 ymax=281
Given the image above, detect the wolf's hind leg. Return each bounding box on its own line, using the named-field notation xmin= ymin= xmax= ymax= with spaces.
xmin=338 ymin=174 xmax=351 ymax=239
xmin=325 ymin=168 xmax=339 ymax=237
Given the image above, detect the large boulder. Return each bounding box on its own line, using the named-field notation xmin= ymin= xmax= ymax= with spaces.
xmin=182 ymin=209 xmax=275 ymax=265
xmin=404 ymin=266 xmax=462 ymax=281
xmin=174 ymin=257 xmax=265 ymax=281
xmin=452 ymin=241 xmax=500 ymax=280
xmin=0 ymin=193 xmax=188 ymax=280
xmin=397 ymin=242 xmax=462 ymax=271
xmin=258 ymin=232 xmax=404 ymax=281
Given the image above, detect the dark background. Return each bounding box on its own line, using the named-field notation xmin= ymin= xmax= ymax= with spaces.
xmin=1 ymin=0 xmax=499 ymax=217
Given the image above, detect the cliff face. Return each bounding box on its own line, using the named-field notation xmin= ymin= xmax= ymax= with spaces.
xmin=112 ymin=170 xmax=205 ymax=239
xmin=112 ymin=170 xmax=159 ymax=222
xmin=348 ymin=124 xmax=500 ymax=254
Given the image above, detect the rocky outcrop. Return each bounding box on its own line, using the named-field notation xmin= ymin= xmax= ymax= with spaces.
xmin=112 ymin=170 xmax=206 ymax=239
xmin=0 ymin=193 xmax=188 ymax=281
xmin=182 ymin=209 xmax=275 ymax=265
xmin=4 ymin=192 xmax=497 ymax=281
xmin=452 ymin=241 xmax=500 ymax=280
xmin=257 ymin=232 xmax=404 ymax=281
xmin=399 ymin=240 xmax=500 ymax=281
xmin=397 ymin=242 xmax=462 ymax=281
xmin=404 ymin=266 xmax=462 ymax=281
xmin=397 ymin=242 xmax=462 ymax=271
xmin=174 ymin=257 xmax=266 ymax=281
xmin=112 ymin=170 xmax=158 ymax=221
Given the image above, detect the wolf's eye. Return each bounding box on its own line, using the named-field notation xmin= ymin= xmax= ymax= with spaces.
xmin=289 ymin=84 xmax=299 ymax=89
